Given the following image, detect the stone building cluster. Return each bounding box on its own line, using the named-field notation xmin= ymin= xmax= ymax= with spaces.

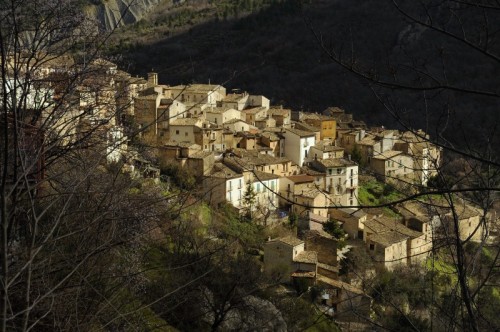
xmin=12 ymin=57 xmax=491 ymax=321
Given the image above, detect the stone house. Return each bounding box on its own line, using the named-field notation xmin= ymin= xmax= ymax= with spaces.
xmin=369 ymin=150 xmax=414 ymax=184
xmin=186 ymin=151 xmax=215 ymax=178
xmin=440 ymin=203 xmax=484 ymax=243
xmin=300 ymin=113 xmax=337 ymax=140
xmin=247 ymin=171 xmax=280 ymax=216
xmin=224 ymin=118 xmax=253 ymax=133
xmin=355 ymin=133 xmax=379 ymax=164
xmin=168 ymin=118 xmax=202 ymax=144
xmin=235 ymin=131 xmax=258 ymax=150
xmin=134 ymin=90 xmax=187 ymax=145
xmin=268 ymin=107 xmax=291 ymax=127
xmin=393 ymin=130 xmax=442 ymax=186
xmin=304 ymin=230 xmax=339 ymax=279
xmin=219 ymin=92 xmax=249 ymax=110
xmin=294 ymin=121 xmax=321 ymax=142
xmin=264 ymin=236 xmax=316 ymax=283
xmin=195 ymin=123 xmax=226 ymax=152
xmin=157 ymin=141 xmax=200 ymax=167
xmin=203 ymin=162 xmax=245 ymax=209
xmin=279 ymin=175 xmax=316 ymax=209
xmin=166 ymin=84 xmax=226 ymax=107
xmin=310 ymin=158 xmax=359 ymax=207
xmin=316 ymin=276 xmax=372 ymax=321
xmin=246 ymin=95 xmax=270 ymax=110
xmin=241 ymin=107 xmax=268 ymax=125
xmin=258 ymin=131 xmax=282 ymax=157
xmin=223 ymin=149 xmax=294 ymax=178
xmin=330 ymin=208 xmax=368 ymax=240
xmin=114 ymin=71 xmax=147 ymax=119
xmin=283 ymin=127 xmax=316 ymax=167
xmin=255 ymin=116 xmax=276 ymax=129
xmin=292 ymin=188 xmax=330 ymax=221
xmin=309 ymin=140 xmax=344 ymax=160
xmin=205 ymin=106 xmax=241 ymax=125
xmin=157 ymin=142 xmax=214 ymax=178
xmin=264 ymin=233 xmax=370 ymax=319
xmin=363 ymin=216 xmax=427 ymax=270
xmin=337 ymin=129 xmax=365 ymax=154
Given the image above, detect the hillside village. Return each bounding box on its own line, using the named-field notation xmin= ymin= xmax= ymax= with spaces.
xmin=6 ymin=55 xmax=495 ymax=325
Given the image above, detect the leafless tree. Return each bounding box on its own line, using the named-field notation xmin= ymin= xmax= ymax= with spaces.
xmin=0 ymin=0 xmax=195 ymax=330
xmin=305 ymin=0 xmax=500 ymax=330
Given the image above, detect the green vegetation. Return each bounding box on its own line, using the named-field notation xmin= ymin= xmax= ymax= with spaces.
xmin=358 ymin=180 xmax=402 ymax=216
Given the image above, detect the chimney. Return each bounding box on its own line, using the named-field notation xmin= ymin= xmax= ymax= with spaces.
xmin=147 ymin=72 xmax=158 ymax=87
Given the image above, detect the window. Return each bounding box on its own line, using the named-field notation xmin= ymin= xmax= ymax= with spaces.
xmin=175 ymin=130 xmax=179 ymax=135
xmin=369 ymin=244 xmax=375 ymax=250
xmin=337 ymin=168 xmax=341 ymax=174
xmin=184 ymin=132 xmax=188 ymax=137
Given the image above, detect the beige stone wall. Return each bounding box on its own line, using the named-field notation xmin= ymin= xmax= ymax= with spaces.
xmin=384 ymin=241 xmax=407 ymax=270
xmin=264 ymin=241 xmax=295 ymax=282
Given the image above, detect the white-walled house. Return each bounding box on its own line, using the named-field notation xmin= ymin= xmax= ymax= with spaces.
xmin=247 ymin=95 xmax=270 ymax=110
xmin=205 ymin=107 xmax=241 ymax=125
xmin=283 ymin=128 xmax=316 ymax=167
xmin=224 ymin=119 xmax=253 ymax=133
xmin=220 ymin=92 xmax=249 ymax=110
xmin=203 ymin=163 xmax=245 ymax=209
xmin=247 ymin=171 xmax=280 ymax=214
xmin=169 ymin=118 xmax=202 ymax=143
xmin=166 ymin=84 xmax=226 ymax=107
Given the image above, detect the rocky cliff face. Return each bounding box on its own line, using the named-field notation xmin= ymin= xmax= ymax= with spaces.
xmin=85 ymin=0 xmax=164 ymax=30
